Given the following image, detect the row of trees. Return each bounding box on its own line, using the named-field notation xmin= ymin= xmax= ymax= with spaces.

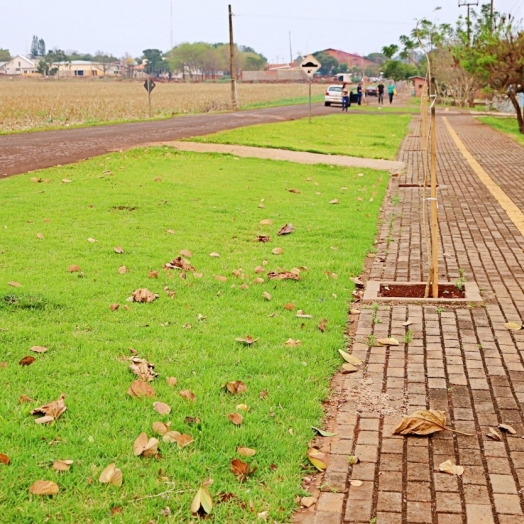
xmin=382 ymin=5 xmax=524 ymax=132
xmin=311 ymin=51 xmax=385 ymax=78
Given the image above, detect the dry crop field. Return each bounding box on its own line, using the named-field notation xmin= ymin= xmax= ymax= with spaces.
xmin=0 ymin=78 xmax=326 ymax=132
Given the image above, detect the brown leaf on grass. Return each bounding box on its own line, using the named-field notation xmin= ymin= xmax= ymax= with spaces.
xmin=254 ymin=266 xmax=265 ymax=274
xmin=215 ymin=275 xmax=228 ymax=282
xmin=114 ymin=246 xmax=124 ymax=254
xmin=255 ymin=235 xmax=270 ymax=243
xmin=307 ymin=448 xmax=328 ymax=471
xmin=180 ymin=249 xmax=193 ymax=258
xmin=252 ymin=277 xmax=264 ymax=284
xmin=165 ymin=256 xmax=195 ymax=271
xmin=378 ymin=337 xmax=399 ymax=346
xmin=167 ymin=229 xmax=175 ymax=235
xmin=110 ymin=303 xmax=120 ymax=311
xmin=153 ymin=402 xmax=171 ymax=415
xmin=296 ymin=310 xmax=312 ymax=319
xmin=284 ymin=303 xmax=296 ymax=311
xmin=36 ymin=233 xmax=44 ymax=240
xmin=191 ymin=484 xmax=213 ymax=514
xmin=284 ymin=338 xmax=301 ymax=347
xmin=133 ymin=432 xmax=159 ymax=457
xmin=268 ymin=271 xmax=300 ymax=281
xmin=0 ymin=453 xmax=10 ymax=465
xmin=287 ymin=188 xmax=301 ymax=194
xmin=338 ymin=349 xmax=363 ymax=366
xmin=185 ymin=416 xmax=201 ymax=425
xmin=62 ymin=179 xmax=73 ymax=184
xmin=329 ymin=199 xmax=339 ymax=204
xmin=8 ymin=281 xmax=21 ymax=287
xmin=499 ymin=424 xmax=517 ymax=435
xmin=231 ymin=459 xmax=257 ymax=482
xmin=350 ymin=277 xmax=364 ymax=288
xmin=53 ymin=460 xmax=74 ymax=472
xmin=228 ymin=413 xmax=243 ymax=425
xmin=179 ymin=390 xmax=196 ymax=401
xmin=131 ymin=288 xmax=159 ymax=303
xmin=167 ymin=433 xmax=194 ymax=448
xmin=31 ymin=394 xmax=66 ymax=424
xmin=19 ymin=356 xmax=36 ymax=366
xmin=271 ymin=248 xmax=284 ymax=255
xmin=393 ymin=410 xmax=446 ymax=436
xmin=259 ymin=219 xmax=273 ymax=225
xmin=35 ymin=416 xmax=55 ymax=425
xmin=29 ymin=480 xmax=59 ymax=496
xmin=504 ymin=322 xmax=522 ymax=330
xmin=162 ymin=430 xmax=181 ymax=443
xmin=236 ymin=403 xmax=249 ymax=411
xmin=19 ymin=394 xmax=35 ymax=403
xmin=129 ymin=357 xmax=157 ymax=381
xmin=209 ymin=252 xmax=220 ymax=258
xmin=118 ymin=265 xmax=128 ymax=274
xmin=166 ymin=377 xmax=177 ymax=387
xmin=487 ymin=427 xmax=502 ymax=441
xmin=224 ymin=381 xmax=248 ymax=394
xmin=99 ymin=463 xmax=123 ymax=486
xmin=127 ymin=380 xmax=155 ymax=398
xmin=263 ymin=291 xmax=272 ymax=301
xmin=235 ymin=336 xmax=258 ymax=345
xmin=148 ymin=271 xmax=158 ymax=278
xmin=318 ymin=319 xmax=328 ymax=333
xmin=152 ymin=421 xmax=171 ymax=436
xmin=237 ymin=447 xmax=256 ymax=457
xmin=278 ymin=224 xmax=294 ymax=236
xmin=439 ymin=460 xmax=464 ymax=476
xmin=87 ymin=237 xmax=96 ymax=243
xmin=110 ymin=507 xmax=123 ymax=516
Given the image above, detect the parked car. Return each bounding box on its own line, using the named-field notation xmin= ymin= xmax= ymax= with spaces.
xmin=366 ymin=86 xmax=378 ymax=97
xmin=324 ymin=85 xmax=359 ymax=106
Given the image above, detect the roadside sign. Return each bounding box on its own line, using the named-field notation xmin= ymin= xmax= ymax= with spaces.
xmin=300 ymin=55 xmax=321 ymax=79
xmin=144 ymin=79 xmax=156 ymax=93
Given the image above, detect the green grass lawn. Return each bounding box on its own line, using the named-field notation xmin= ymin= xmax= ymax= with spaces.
xmin=478 ymin=116 xmax=524 ymax=147
xmin=188 ymin=113 xmax=412 ymax=160
xmin=0 ymin=147 xmax=388 ymax=523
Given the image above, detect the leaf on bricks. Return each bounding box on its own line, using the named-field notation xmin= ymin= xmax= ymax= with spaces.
xmin=393 ymin=410 xmax=446 ymax=436
xmin=439 ymin=460 xmax=464 ymax=476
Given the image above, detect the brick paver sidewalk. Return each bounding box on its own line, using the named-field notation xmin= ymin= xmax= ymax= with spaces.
xmin=297 ymin=112 xmax=524 ymax=524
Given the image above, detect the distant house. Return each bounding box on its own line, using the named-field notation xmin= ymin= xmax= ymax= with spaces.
xmin=321 ymin=49 xmax=374 ymax=69
xmin=54 ymin=60 xmax=121 ymax=77
xmin=0 ymin=55 xmax=38 ymax=75
xmin=409 ymin=76 xmax=428 ymax=97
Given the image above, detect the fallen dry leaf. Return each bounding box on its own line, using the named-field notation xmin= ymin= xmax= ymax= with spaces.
xmin=487 ymin=427 xmax=503 ymax=441
xmin=228 ymin=413 xmax=243 ymax=425
xmin=350 ymin=309 xmax=361 ymax=315
xmin=8 ymin=281 xmax=21 ymax=288
xmin=318 ymin=319 xmax=328 ymax=333
xmin=127 ymin=380 xmax=155 ymax=398
xmin=19 ymin=356 xmax=36 ymax=366
xmin=179 ymin=390 xmax=196 ymax=401
xmin=180 ymin=249 xmax=192 ymax=258
xmin=167 ymin=229 xmax=175 ymax=234
xmin=329 ymin=199 xmax=339 ymax=204
xmin=133 ymin=432 xmax=159 ymax=457
xmin=148 ymin=270 xmax=158 ymax=278
xmin=403 ymin=320 xmax=413 ymax=327
xmin=341 ymin=363 xmax=358 ymax=373
xmin=237 ymin=447 xmax=256 ymax=457
xmin=301 ymin=497 xmax=317 ymax=508
xmin=296 ymin=310 xmax=312 ymax=319
xmin=87 ymin=237 xmax=96 ymax=243
xmin=231 ymin=458 xmax=257 ymax=482
xmin=167 ymin=433 xmax=194 ymax=448
xmin=110 ymin=303 xmax=119 ymax=311
xmin=284 ymin=338 xmax=301 ymax=347
xmin=99 ymin=463 xmax=123 ymax=486
xmin=215 ymin=275 xmax=228 ymax=282
xmin=166 ymin=377 xmax=177 ymax=387
xmin=19 ymin=394 xmax=34 ymax=403
xmin=268 ymin=270 xmax=300 ymax=281
xmin=165 ymin=256 xmax=195 ymax=271
xmin=152 ymin=421 xmax=170 ymax=435
xmin=350 ymin=480 xmax=363 ymax=487
xmin=255 ymin=235 xmax=270 ymax=243
xmin=284 ymin=303 xmax=296 ymax=310
xmin=263 ymin=291 xmax=272 ymax=301
xmin=271 ymin=248 xmax=284 ymax=255
xmin=53 ymin=460 xmax=74 ymax=472
xmin=278 ymin=224 xmax=294 ymax=236
xmin=0 ymin=453 xmax=10 ymax=465
xmin=153 ymin=402 xmax=171 ymax=415
xmin=499 ymin=424 xmax=517 ymax=435
xmin=236 ymin=403 xmax=249 ymax=411
xmin=504 ymin=322 xmax=522 ymax=331
xmin=185 ymin=416 xmax=201 ymax=425
xmin=209 ymin=252 xmax=220 ymax=258
xmin=350 ymin=277 xmax=364 ymax=288
xmin=253 ymin=277 xmax=265 ymax=284
xmin=62 ymin=179 xmax=72 ymax=183
xmin=439 ymin=460 xmax=464 ymax=476
xmin=377 ymin=337 xmax=400 ymax=346
xmin=254 ymin=266 xmax=265 ymax=274
xmin=393 ymin=410 xmax=446 ymax=436
xmin=129 ymin=357 xmax=157 ymax=382
xmin=29 ymin=480 xmax=59 ymax=496
xmin=31 ymin=394 xmax=66 ymax=424
xmin=259 ymin=219 xmax=273 ymax=225
xmin=131 ymin=288 xmax=159 ymax=303
xmin=224 ymin=381 xmax=248 ymax=395
xmin=36 ymin=233 xmax=44 ymax=240
xmin=162 ymin=430 xmax=181 ymax=443
xmin=118 ymin=265 xmax=128 ymax=274
xmin=114 ymin=246 xmax=124 ymax=254
xmin=191 ymin=484 xmax=213 ymax=514
xmin=338 ymin=349 xmax=363 ymax=366
xmin=307 ymin=448 xmax=327 ymax=471
xmin=235 ymin=336 xmax=258 ymax=345
xmin=287 ymin=188 xmax=301 ymax=194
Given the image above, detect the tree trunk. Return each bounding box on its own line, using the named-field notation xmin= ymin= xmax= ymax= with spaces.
xmin=508 ymin=92 xmax=524 ymax=134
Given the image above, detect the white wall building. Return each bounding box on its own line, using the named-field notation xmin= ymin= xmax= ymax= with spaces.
xmin=0 ymin=55 xmax=37 ymax=75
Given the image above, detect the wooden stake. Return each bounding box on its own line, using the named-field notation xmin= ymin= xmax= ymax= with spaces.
xmin=430 ymin=77 xmax=439 ymax=299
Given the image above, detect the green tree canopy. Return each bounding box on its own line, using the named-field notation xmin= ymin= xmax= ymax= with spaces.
xmin=0 ymin=48 xmax=11 ymax=61
xmin=312 ymin=52 xmax=339 ymax=75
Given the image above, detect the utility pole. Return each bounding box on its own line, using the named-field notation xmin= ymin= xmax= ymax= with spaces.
xmin=289 ymin=32 xmax=293 ymax=65
xmin=170 ymin=0 xmax=174 ymax=50
xmin=228 ymin=4 xmax=238 ymax=110
xmin=458 ymin=1 xmax=479 ymax=43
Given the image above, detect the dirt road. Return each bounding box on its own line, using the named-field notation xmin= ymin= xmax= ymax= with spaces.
xmin=0 ymin=104 xmax=334 ymax=178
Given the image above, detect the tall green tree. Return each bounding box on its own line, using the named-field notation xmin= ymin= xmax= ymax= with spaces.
xmin=312 ymin=52 xmax=339 ymax=75
xmin=0 ymin=48 xmax=11 ymax=61
xmin=30 ymin=36 xmax=46 ymax=58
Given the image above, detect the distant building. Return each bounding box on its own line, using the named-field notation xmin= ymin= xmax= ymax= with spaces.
xmin=409 ymin=76 xmax=428 ymax=97
xmin=54 ymin=60 xmax=121 ymax=77
xmin=321 ymin=49 xmax=374 ymax=69
xmin=0 ymin=55 xmax=38 ymax=75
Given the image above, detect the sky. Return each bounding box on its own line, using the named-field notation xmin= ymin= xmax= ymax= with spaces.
xmin=1 ymin=0 xmax=523 ymax=62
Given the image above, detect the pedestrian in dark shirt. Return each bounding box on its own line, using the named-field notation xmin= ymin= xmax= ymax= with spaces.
xmin=377 ymin=82 xmax=385 ymax=106
xmin=357 ymin=83 xmax=363 ymax=106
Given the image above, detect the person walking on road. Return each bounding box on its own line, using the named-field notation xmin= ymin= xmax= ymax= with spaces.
xmin=377 ymin=81 xmax=385 ymax=107
xmin=341 ymin=83 xmax=349 ymax=112
xmin=357 ymin=83 xmax=363 ymax=106
xmin=388 ymin=82 xmax=396 ymax=104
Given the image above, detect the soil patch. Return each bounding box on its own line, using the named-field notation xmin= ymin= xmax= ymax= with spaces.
xmin=379 ymin=283 xmax=465 ymax=299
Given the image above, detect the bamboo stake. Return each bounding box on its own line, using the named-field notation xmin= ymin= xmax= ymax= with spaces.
xmin=430 ymin=77 xmax=439 ymax=299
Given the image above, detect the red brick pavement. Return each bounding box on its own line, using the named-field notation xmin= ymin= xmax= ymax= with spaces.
xmin=296 ymin=112 xmax=524 ymax=524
